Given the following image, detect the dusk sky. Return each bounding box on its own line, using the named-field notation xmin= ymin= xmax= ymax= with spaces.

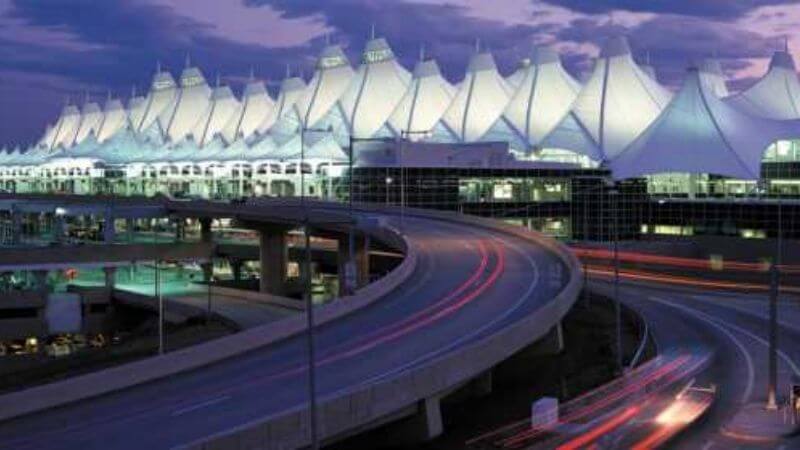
xmin=1 ymin=0 xmax=799 ymax=146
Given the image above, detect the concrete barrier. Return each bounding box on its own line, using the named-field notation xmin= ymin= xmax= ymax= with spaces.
xmin=0 ymin=215 xmax=417 ymax=423
xmin=183 ymin=203 xmax=583 ymax=450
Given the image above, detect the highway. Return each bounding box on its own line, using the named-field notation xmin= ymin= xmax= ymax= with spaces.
xmin=0 ymin=205 xmax=573 ymax=450
xmin=591 ymin=278 xmax=800 ymax=449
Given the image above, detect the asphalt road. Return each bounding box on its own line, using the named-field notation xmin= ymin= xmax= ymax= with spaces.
xmin=0 ymin=211 xmax=569 ymax=450
xmin=591 ymin=278 xmax=800 ymax=449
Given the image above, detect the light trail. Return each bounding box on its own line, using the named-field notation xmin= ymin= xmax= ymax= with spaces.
xmin=555 ymin=406 xmax=640 ymax=450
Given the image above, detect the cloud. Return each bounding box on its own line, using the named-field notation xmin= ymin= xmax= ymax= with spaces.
xmin=540 ymin=0 xmax=798 ymax=19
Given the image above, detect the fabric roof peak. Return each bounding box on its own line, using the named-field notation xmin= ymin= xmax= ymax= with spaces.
xmin=600 ymin=35 xmax=631 ymax=58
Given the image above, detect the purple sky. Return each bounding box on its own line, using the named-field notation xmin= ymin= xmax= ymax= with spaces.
xmin=1 ymin=0 xmax=798 ymax=146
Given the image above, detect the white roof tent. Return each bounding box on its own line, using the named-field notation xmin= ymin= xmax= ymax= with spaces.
xmin=295 ymin=44 xmax=354 ymax=129
xmin=502 ymin=47 xmax=581 ymax=148
xmin=387 ymin=58 xmax=455 ymax=138
xmin=163 ymin=66 xmax=213 ymax=143
xmin=339 ymin=37 xmax=411 ymax=138
xmin=442 ymin=51 xmax=514 ymax=142
xmin=610 ymin=67 xmax=800 ymax=180
xmin=698 ymin=59 xmax=729 ymax=98
xmin=542 ymin=36 xmax=672 ymax=162
xmin=223 ymin=77 xmax=275 ymax=140
xmin=727 ymin=50 xmax=800 ymax=120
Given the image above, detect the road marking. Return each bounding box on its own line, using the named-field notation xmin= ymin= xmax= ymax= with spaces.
xmin=649 ymin=296 xmax=755 ymax=404
xmin=171 ymin=396 xmax=230 ymax=417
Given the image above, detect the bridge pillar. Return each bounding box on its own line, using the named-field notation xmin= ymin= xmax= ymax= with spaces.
xmin=411 ymin=396 xmax=443 ymax=441
xmin=103 ymin=207 xmax=115 ymax=244
xmin=103 ymin=267 xmax=116 ymax=290
xmin=10 ymin=206 xmax=22 ymax=245
xmin=230 ymin=259 xmax=243 ymax=282
xmin=199 ymin=218 xmax=213 ymax=283
xmin=259 ymin=228 xmax=287 ymax=296
xmin=355 ymin=234 xmax=370 ymax=288
xmin=32 ymin=270 xmax=48 ymax=293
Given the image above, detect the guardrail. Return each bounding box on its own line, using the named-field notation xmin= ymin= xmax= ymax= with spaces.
xmin=0 ymin=204 xmax=418 ymax=423
xmin=184 ymin=202 xmax=583 ymax=450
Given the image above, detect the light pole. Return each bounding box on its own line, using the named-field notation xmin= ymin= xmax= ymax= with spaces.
xmin=399 ymin=129 xmax=433 ymax=234
xmin=155 ymin=258 xmax=164 ymax=355
xmin=767 ymin=181 xmax=782 ymax=410
xmin=610 ymin=188 xmax=622 ymax=372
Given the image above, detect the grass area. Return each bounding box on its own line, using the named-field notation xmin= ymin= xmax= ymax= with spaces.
xmin=330 ymin=292 xmax=653 ymax=450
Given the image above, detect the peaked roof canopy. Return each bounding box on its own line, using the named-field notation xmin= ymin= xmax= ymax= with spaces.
xmin=442 ymin=52 xmax=514 ymax=142
xmin=542 ymin=36 xmax=672 ymax=162
xmin=502 ymin=47 xmax=581 ymax=147
xmin=726 ymin=51 xmax=800 ymax=120
xmin=610 ymin=67 xmax=800 ymax=180
xmin=387 ymin=58 xmax=456 ymax=137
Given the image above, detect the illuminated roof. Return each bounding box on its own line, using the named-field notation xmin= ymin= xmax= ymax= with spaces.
xmin=543 ymin=36 xmax=672 ymax=161
xmin=726 ymin=51 xmax=800 ymax=120
xmin=611 ymin=67 xmax=800 ymax=180
xmin=387 ymin=58 xmax=456 ymax=137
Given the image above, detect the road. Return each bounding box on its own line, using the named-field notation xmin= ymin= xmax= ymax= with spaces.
xmin=591 ymin=278 xmax=800 ymax=449
xmin=0 ymin=208 xmax=571 ymax=450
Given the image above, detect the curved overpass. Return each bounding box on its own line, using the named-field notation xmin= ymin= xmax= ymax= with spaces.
xmin=0 ymin=198 xmax=581 ymax=450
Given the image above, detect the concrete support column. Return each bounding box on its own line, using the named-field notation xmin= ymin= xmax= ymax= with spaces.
xmin=230 ymin=259 xmax=243 ymax=282
xmin=259 ymin=228 xmax=287 ymax=296
xmin=174 ymin=218 xmax=185 ymax=242
xmin=103 ymin=207 xmax=115 ymax=244
xmin=32 ymin=270 xmax=48 ymax=293
xmin=355 ymin=234 xmax=370 ymax=287
xmin=103 ymin=267 xmax=117 ymax=290
xmin=199 ymin=218 xmax=213 ymax=282
xmin=52 ymin=213 xmax=65 ymax=244
xmin=414 ymin=397 xmax=443 ymax=441
xmin=126 ymin=218 xmax=135 ymax=243
xmin=337 ymin=237 xmax=353 ymax=297
xmin=10 ymin=207 xmax=22 ymax=245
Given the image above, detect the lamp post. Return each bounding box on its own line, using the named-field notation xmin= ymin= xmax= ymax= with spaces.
xmin=399 ymin=129 xmax=433 ymax=234
xmin=767 ymin=181 xmax=782 ymax=410
xmin=609 ymin=188 xmax=622 ymax=372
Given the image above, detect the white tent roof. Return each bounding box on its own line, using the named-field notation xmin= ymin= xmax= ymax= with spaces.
xmin=164 ymin=67 xmax=213 ymax=142
xmin=223 ymin=79 xmax=275 ymax=140
xmin=387 ymin=58 xmax=456 ymax=137
xmin=726 ymin=51 xmax=800 ymax=120
xmin=506 ymin=58 xmax=531 ymax=89
xmin=52 ymin=105 xmax=82 ymax=149
xmin=502 ymin=47 xmax=581 ymax=146
xmin=270 ymin=76 xmax=306 ymax=125
xmin=442 ymin=51 xmax=514 ymax=142
xmin=97 ymin=98 xmax=128 ymax=143
xmin=610 ymin=67 xmax=800 ymax=180
xmin=339 ymin=37 xmax=411 ymax=138
xmin=543 ymin=36 xmax=671 ymax=161
xmin=132 ymin=70 xmax=177 ymax=133
xmin=194 ymin=85 xmax=240 ymax=146
xmin=296 ymin=45 xmax=354 ymax=128
xmin=698 ymin=59 xmax=729 ymax=98
xmin=74 ymin=102 xmax=103 ymax=145
xmin=640 ymin=64 xmax=657 ymax=81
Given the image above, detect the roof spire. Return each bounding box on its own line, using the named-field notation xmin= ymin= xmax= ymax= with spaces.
xmin=249 ymin=66 xmax=255 ymax=81
xmin=131 ymin=85 xmax=137 ymax=98
xmin=370 ymin=23 xmax=376 ymax=40
xmin=285 ymin=63 xmax=291 ymax=78
xmin=419 ymin=44 xmax=426 ymax=61
xmin=646 ymin=50 xmax=650 ymax=65
xmin=325 ymin=31 xmax=330 ymax=46
xmin=156 ymin=60 xmax=161 ymax=74
xmin=107 ymin=89 xmax=112 ymax=102
xmin=475 ymin=38 xmax=481 ymax=53
xmin=185 ymin=53 xmax=191 ymax=69
xmin=215 ymin=72 xmax=220 ymax=87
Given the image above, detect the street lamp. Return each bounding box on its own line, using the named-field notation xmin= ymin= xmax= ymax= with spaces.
xmin=399 ymin=129 xmax=433 ymax=233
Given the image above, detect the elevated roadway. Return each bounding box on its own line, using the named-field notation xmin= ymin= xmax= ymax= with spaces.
xmin=0 ymin=198 xmax=581 ymax=450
